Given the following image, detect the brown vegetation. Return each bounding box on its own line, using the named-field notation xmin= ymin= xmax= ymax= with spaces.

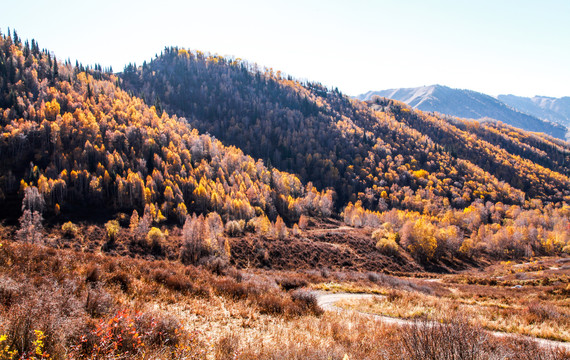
xmin=0 ymin=239 xmax=568 ymax=359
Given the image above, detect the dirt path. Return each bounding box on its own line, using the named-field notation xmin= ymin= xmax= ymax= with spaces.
xmin=314 ymin=291 xmax=570 ymax=350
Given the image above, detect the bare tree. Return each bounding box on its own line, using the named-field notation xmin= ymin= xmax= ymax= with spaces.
xmin=17 ymin=186 xmax=44 ymax=243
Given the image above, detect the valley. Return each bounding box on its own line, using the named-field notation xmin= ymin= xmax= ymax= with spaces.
xmin=0 ymin=29 xmax=569 ymax=359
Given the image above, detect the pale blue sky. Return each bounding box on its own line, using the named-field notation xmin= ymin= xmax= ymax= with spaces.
xmin=3 ymin=0 xmax=569 ymax=97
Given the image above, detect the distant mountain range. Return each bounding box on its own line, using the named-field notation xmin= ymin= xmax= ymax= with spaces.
xmin=358 ymin=85 xmax=569 ymax=140
xmin=497 ymin=94 xmax=570 ymax=128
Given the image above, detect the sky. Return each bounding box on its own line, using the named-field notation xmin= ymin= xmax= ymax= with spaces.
xmin=3 ymin=0 xmax=570 ymax=97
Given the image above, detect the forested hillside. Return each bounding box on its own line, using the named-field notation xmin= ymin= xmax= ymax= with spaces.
xmin=120 ymin=48 xmax=570 ymax=215
xmin=0 ymin=33 xmax=333 ymax=224
xmin=1 ymin=35 xmax=569 ymax=264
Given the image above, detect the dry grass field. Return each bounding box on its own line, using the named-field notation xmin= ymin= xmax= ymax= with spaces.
xmin=0 ymin=231 xmax=569 ymax=359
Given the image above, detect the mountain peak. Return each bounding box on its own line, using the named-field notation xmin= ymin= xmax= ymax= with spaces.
xmin=498 ymin=94 xmax=570 ymax=128
xmin=358 ymin=86 xmax=568 ymax=140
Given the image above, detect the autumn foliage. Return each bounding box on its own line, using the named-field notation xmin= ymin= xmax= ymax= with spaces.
xmin=0 ymin=33 xmax=332 ymax=226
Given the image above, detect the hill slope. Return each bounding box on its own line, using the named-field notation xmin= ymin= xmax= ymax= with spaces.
xmin=0 ymin=34 xmax=331 ymax=224
xmin=498 ymin=94 xmax=570 ymax=128
xmin=358 ymin=85 xmax=568 ymax=140
xmin=120 ymin=49 xmax=570 ymax=214
xmin=0 ymin=35 xmax=569 ymax=267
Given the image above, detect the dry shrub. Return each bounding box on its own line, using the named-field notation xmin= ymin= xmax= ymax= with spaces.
xmin=398 ymin=317 xmax=569 ymax=360
xmin=256 ymin=291 xmax=323 ymax=317
xmin=386 ymin=289 xmax=400 ymax=302
xmin=108 ymin=270 xmax=131 ymax=292
xmin=369 ymin=272 xmax=433 ymax=294
xmin=0 ymin=276 xmax=20 ymax=307
xmin=70 ymin=309 xmax=184 ymax=358
xmin=204 ymin=256 xmax=230 ymax=275
xmin=400 ymin=317 xmax=490 ymax=360
xmin=276 ymin=275 xmax=308 ymax=291
xmin=151 ymin=268 xmax=172 ymax=284
xmin=135 ymin=310 xmax=182 ymax=347
xmin=85 ymin=286 xmax=113 ymax=317
xmin=213 ymin=277 xmax=258 ymax=300
xmin=503 ymin=338 xmax=570 ymax=360
xmin=367 ymin=271 xmax=381 ymax=283
xmin=256 ymin=292 xmax=290 ymax=315
xmin=526 ymin=302 xmax=567 ymax=323
xmin=225 ymin=220 xmax=244 ymax=237
xmin=290 ymin=289 xmax=323 ymax=316
xmin=215 ymin=333 xmax=241 ymax=359
xmin=152 ymin=268 xmax=196 ymax=293
xmin=84 ymin=263 xmax=100 ymax=284
xmin=3 ymin=280 xmax=87 ymax=358
xmin=238 ymin=345 xmax=347 ymax=360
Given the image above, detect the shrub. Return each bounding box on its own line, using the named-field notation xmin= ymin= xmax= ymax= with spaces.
xmin=0 ymin=334 xmax=17 ymax=359
xmin=290 ymin=290 xmax=323 ymax=316
xmin=400 ymin=318 xmax=490 ymax=360
xmin=108 ymin=271 xmax=131 ymax=292
xmin=205 ymin=256 xmax=229 ymax=275
xmin=85 ymin=287 xmax=113 ymax=317
xmin=215 ymin=333 xmax=240 ymax=360
xmin=152 ymin=269 xmax=196 ymax=293
xmin=213 ymin=278 xmax=257 ymax=300
xmin=256 ymin=292 xmax=288 ymax=315
xmin=375 ymin=236 xmax=399 ymax=255
xmin=526 ymin=302 xmax=564 ymax=322
xmin=70 ymin=309 xmax=183 ymax=358
xmin=85 ymin=264 xmax=100 ymax=284
xmin=225 ymin=220 xmax=243 ymax=237
xmin=104 ymin=220 xmax=120 ymax=241
xmin=373 ymin=227 xmax=399 ymax=255
xmin=61 ymin=221 xmax=78 ymax=238
xmin=276 ymin=276 xmax=308 ymax=291
xmin=255 ymin=290 xmax=322 ymax=317
xmin=0 ymin=276 xmax=20 ymax=307
xmin=146 ymin=227 xmax=165 ymax=252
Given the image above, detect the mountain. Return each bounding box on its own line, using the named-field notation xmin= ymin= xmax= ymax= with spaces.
xmin=2 ymin=31 xmax=570 ymax=360
xmin=0 ymin=31 xmax=568 ymax=285
xmin=0 ymin=34 xmax=332 ymax=224
xmin=2 ymin=33 xmax=569 ymax=229
xmin=119 ymin=49 xmax=570 ymax=214
xmin=498 ymin=94 xmax=570 ymax=128
xmin=358 ymin=85 xmax=568 ymax=140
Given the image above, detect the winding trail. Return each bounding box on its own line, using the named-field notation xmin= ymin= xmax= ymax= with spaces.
xmin=314 ymin=291 xmax=570 ymax=351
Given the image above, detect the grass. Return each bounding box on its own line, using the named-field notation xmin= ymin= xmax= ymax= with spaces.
xmin=1 ymin=224 xmax=569 ymax=358
xmin=310 ymin=281 xmax=386 ymax=294
xmin=335 ymin=270 xmax=570 ymax=342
